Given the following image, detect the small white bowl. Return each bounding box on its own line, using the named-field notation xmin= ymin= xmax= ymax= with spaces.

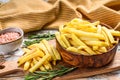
xmin=0 ymin=27 xmax=24 ymax=54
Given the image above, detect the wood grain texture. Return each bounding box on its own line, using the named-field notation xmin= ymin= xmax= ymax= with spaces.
xmin=56 ymin=39 xmax=118 ymax=68
xmin=0 ymin=61 xmax=23 ymax=77
xmin=53 ymin=51 xmax=120 ymax=80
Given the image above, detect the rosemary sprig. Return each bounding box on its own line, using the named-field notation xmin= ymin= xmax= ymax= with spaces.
xmin=25 ymin=66 xmax=77 ymax=80
xmin=24 ymin=32 xmax=55 ymax=47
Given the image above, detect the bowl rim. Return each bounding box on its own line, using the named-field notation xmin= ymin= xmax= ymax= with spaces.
xmin=56 ymin=21 xmax=119 ymax=56
xmin=56 ymin=38 xmax=119 ymax=56
xmin=0 ymin=27 xmax=24 ymax=45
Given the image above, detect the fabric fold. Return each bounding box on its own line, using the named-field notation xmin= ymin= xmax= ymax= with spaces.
xmin=0 ymin=0 xmax=119 ymax=32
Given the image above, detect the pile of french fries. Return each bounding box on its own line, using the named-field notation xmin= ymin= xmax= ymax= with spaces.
xmin=18 ymin=39 xmax=61 ymax=72
xmin=56 ymin=18 xmax=120 ymax=55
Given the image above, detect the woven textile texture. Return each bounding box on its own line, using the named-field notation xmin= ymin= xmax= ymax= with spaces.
xmin=0 ymin=0 xmax=119 ymax=32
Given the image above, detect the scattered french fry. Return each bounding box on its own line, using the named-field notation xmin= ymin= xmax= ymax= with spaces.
xmin=42 ymin=40 xmax=56 ymax=60
xmin=24 ymin=61 xmax=30 ymax=70
xmin=18 ymin=39 xmax=61 ymax=72
xmin=51 ymin=45 xmax=61 ymax=60
xmin=29 ymin=54 xmax=50 ymax=72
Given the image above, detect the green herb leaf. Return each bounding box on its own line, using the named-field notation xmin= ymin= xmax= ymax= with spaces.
xmin=24 ymin=32 xmax=55 ymax=47
xmin=25 ymin=66 xmax=77 ymax=80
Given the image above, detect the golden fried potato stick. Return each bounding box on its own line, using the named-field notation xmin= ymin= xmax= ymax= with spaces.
xmin=24 ymin=61 xmax=30 ymax=70
xmin=51 ymin=45 xmax=61 ymax=60
xmin=42 ymin=39 xmax=56 ymax=61
xmin=92 ymin=46 xmax=99 ymax=51
xmin=62 ymin=28 xmax=105 ymax=40
xmin=18 ymin=48 xmax=45 ymax=66
xmin=55 ymin=32 xmax=67 ymax=48
xmin=101 ymin=30 xmax=110 ymax=46
xmin=36 ymin=57 xmax=46 ymax=71
xmin=79 ymin=36 xmax=99 ymax=41
xmin=31 ymin=62 xmax=34 ymax=67
xmin=69 ymin=39 xmax=78 ymax=47
xmin=77 ymin=50 xmax=89 ymax=55
xmin=110 ymin=30 xmax=120 ymax=37
xmin=102 ymin=27 xmax=116 ymax=44
xmin=33 ymin=58 xmax=46 ymax=71
xmin=39 ymin=65 xmax=46 ymax=71
xmin=43 ymin=61 xmax=52 ymax=70
xmin=84 ymin=41 xmax=108 ymax=47
xmin=66 ymin=19 xmax=97 ymax=33
xmin=60 ymin=34 xmax=71 ymax=47
xmin=18 ymin=49 xmax=36 ymax=62
xmin=22 ymin=48 xmax=31 ymax=53
xmin=66 ymin=47 xmax=78 ymax=53
xmin=67 ymin=46 xmax=89 ymax=55
xmin=98 ymin=47 xmax=107 ymax=53
xmin=29 ymin=54 xmax=50 ymax=72
xmin=28 ymin=43 xmax=40 ymax=49
xmin=71 ymin=34 xmax=96 ymax=55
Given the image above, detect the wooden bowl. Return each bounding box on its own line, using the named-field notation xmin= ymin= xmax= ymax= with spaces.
xmin=56 ymin=23 xmax=119 ymax=68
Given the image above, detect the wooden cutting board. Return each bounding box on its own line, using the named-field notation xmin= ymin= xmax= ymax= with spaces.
xmin=53 ymin=51 xmax=120 ymax=80
xmin=0 ymin=61 xmax=23 ymax=77
xmin=0 ymin=40 xmax=120 ymax=80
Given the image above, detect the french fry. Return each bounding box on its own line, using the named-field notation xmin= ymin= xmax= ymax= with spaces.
xmin=22 ymin=48 xmax=31 ymax=53
xmin=31 ymin=62 xmax=34 ymax=67
xmin=29 ymin=54 xmax=50 ymax=72
xmin=55 ymin=32 xmax=67 ymax=48
xmin=102 ymin=27 xmax=115 ymax=44
xmin=67 ymin=46 xmax=89 ymax=55
xmin=101 ymin=30 xmax=110 ymax=46
xmin=62 ymin=28 xmax=105 ymax=40
xmin=71 ymin=34 xmax=96 ymax=55
xmin=28 ymin=43 xmax=39 ymax=49
xmin=66 ymin=47 xmax=78 ymax=53
xmin=77 ymin=46 xmax=86 ymax=50
xmin=78 ymin=50 xmax=89 ymax=55
xmin=37 ymin=57 xmax=52 ymax=70
xmin=60 ymin=34 xmax=71 ymax=47
xmin=39 ymin=65 xmax=46 ymax=71
xmin=84 ymin=41 xmax=108 ymax=47
xmin=51 ymin=45 xmax=61 ymax=60
xmin=98 ymin=47 xmax=107 ymax=53
xmin=43 ymin=62 xmax=50 ymax=70
xmin=42 ymin=39 xmax=56 ymax=61
xmin=39 ymin=42 xmax=50 ymax=56
xmin=110 ymin=30 xmax=120 ymax=37
xmin=79 ymin=37 xmax=99 ymax=41
xmin=18 ymin=48 xmax=44 ymax=66
xmin=92 ymin=46 xmax=99 ymax=51
xmin=33 ymin=58 xmax=46 ymax=71
xmin=69 ymin=39 xmax=78 ymax=47
xmin=24 ymin=61 xmax=30 ymax=70
xmin=36 ymin=57 xmax=46 ymax=71
xmin=18 ymin=49 xmax=36 ymax=63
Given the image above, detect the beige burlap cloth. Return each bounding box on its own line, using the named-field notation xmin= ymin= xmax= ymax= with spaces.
xmin=0 ymin=0 xmax=119 ymax=32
